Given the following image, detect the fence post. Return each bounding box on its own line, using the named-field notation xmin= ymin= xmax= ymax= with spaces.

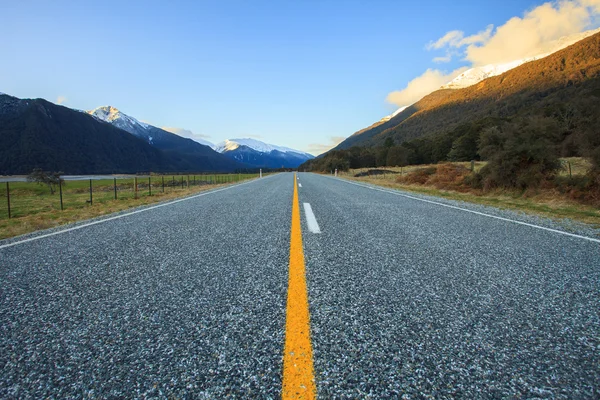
xmin=6 ymin=182 xmax=11 ymax=219
xmin=134 ymin=177 xmax=138 ymax=199
xmin=114 ymin=177 xmax=117 ymax=200
xmin=59 ymin=181 xmax=64 ymax=211
xmin=162 ymin=176 xmax=165 ymax=193
xmin=181 ymin=176 xmax=184 ymax=189
xmin=568 ymin=161 xmax=572 ymax=179
xmin=471 ymin=160 xmax=475 ymax=172
xmin=260 ymin=169 xmax=262 ymax=178
xmin=187 ymin=175 xmax=190 ymax=188
xmin=149 ymin=177 xmax=152 ymax=196
xmin=89 ymin=179 xmax=93 ymax=205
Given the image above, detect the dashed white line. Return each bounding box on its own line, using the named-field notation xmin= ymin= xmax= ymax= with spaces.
xmin=298 ymin=183 xmax=302 ymax=187
xmin=303 ymin=203 xmax=321 ymax=233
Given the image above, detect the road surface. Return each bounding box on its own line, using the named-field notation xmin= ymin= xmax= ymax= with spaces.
xmin=1 ymin=172 xmax=598 ymax=398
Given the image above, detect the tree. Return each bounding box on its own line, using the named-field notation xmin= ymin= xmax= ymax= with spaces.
xmin=478 ymin=117 xmax=562 ymax=189
xmin=27 ymin=169 xmax=64 ymax=194
xmin=386 ymin=146 xmax=409 ymax=167
xmin=375 ymin=147 xmax=388 ymax=167
xmin=325 ymin=157 xmax=350 ymax=172
xmin=447 ymin=133 xmax=479 ymax=161
xmin=384 ymin=137 xmax=395 ymax=148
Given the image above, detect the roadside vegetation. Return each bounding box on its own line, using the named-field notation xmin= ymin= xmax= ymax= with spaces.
xmin=335 ymin=158 xmax=600 ymax=226
xmin=300 ymin=102 xmax=600 ymax=225
xmin=0 ymin=173 xmax=260 ymax=240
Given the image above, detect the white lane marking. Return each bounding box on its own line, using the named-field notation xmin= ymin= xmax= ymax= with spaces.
xmin=298 ymin=183 xmax=302 ymax=188
xmin=303 ymin=203 xmax=321 ymax=233
xmin=0 ymin=175 xmax=277 ymax=250
xmin=331 ymin=176 xmax=600 ymax=244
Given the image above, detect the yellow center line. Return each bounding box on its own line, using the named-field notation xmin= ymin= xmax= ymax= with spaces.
xmin=282 ymin=173 xmax=317 ymax=399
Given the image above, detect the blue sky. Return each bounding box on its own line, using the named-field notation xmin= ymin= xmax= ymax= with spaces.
xmin=1 ymin=0 xmax=598 ymax=154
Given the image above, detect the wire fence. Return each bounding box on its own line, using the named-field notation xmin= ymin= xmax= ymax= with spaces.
xmin=0 ymin=173 xmax=260 ymax=220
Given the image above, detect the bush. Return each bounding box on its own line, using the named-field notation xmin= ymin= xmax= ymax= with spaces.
xmin=386 ymin=146 xmax=409 ymax=167
xmin=396 ymin=167 xmax=436 ymax=185
xmin=27 ymin=168 xmax=64 ymax=194
xmin=427 ymin=163 xmax=472 ymax=189
xmin=463 ymin=172 xmax=484 ymax=189
xmin=478 ymin=117 xmax=563 ymax=190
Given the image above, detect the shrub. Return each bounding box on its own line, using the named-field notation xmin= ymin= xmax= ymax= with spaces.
xmin=478 ymin=117 xmax=563 ymax=190
xmin=427 ymin=163 xmax=472 ymax=189
xmin=396 ymin=167 xmax=436 ymax=185
xmin=27 ymin=168 xmax=64 ymax=194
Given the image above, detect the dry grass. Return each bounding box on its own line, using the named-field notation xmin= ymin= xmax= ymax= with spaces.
xmin=340 ymin=159 xmax=600 ymax=227
xmin=0 ymin=174 xmax=259 ymax=240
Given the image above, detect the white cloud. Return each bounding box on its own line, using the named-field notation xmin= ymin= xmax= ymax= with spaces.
xmin=162 ymin=127 xmax=214 ymax=147
xmin=56 ymin=96 xmax=67 ymax=105
xmin=459 ymin=25 xmax=494 ymax=47
xmin=386 ymin=67 xmax=468 ymax=107
xmin=431 ymin=0 xmax=600 ymax=66
xmin=427 ymin=30 xmax=464 ymax=50
xmin=426 ymin=25 xmax=493 ymax=52
xmin=387 ymin=0 xmax=600 ymax=108
xmin=433 ymin=53 xmax=453 ymax=63
xmin=305 ymin=136 xmax=346 ymax=156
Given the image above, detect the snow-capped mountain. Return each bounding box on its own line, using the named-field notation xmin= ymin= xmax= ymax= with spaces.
xmin=89 ymin=106 xmax=151 ymax=139
xmin=379 ymin=28 xmax=600 ymax=123
xmin=442 ymin=27 xmax=600 ymax=90
xmin=87 ymin=106 xmax=243 ymax=171
xmin=215 ymin=138 xmax=314 ymax=168
xmin=89 ymin=106 xmax=199 ymax=148
xmin=381 ymin=106 xmax=409 ymax=122
xmin=442 ymin=58 xmax=536 ymax=89
xmin=215 ymin=138 xmax=312 ymax=157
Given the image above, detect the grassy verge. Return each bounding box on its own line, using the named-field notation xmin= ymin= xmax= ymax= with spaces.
xmin=0 ymin=174 xmax=260 ymax=240
xmin=341 ymin=169 xmax=600 ymax=227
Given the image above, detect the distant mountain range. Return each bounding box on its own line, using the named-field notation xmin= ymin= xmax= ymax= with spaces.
xmin=0 ymin=95 xmax=313 ymax=174
xmin=87 ymin=107 xmax=312 ymax=168
xmin=88 ymin=106 xmax=313 ymax=169
xmin=214 ymin=138 xmax=313 ymax=169
xmin=0 ymin=94 xmax=174 ymax=174
xmin=0 ymin=97 xmax=243 ymax=174
xmin=87 ymin=106 xmax=243 ymax=171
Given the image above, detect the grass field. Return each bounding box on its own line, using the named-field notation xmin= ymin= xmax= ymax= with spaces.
xmin=0 ymin=173 xmax=260 ymax=240
xmin=339 ymin=158 xmax=600 ymax=227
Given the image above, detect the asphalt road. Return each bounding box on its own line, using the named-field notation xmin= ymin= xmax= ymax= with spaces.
xmin=0 ymin=174 xmax=291 ymax=398
xmin=1 ymin=172 xmax=599 ymax=398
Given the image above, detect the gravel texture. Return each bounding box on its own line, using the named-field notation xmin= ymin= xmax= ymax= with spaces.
xmin=2 ymin=171 xmax=599 ymax=398
xmin=299 ymin=173 xmax=600 ymax=399
xmin=0 ymin=173 xmax=291 ymax=398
